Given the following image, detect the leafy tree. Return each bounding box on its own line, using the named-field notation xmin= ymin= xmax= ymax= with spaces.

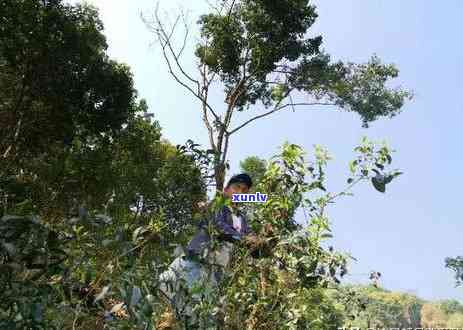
xmin=344 ymin=286 xmax=423 ymax=329
xmin=0 ymin=1 xmax=207 ymax=327
xmin=334 ymin=285 xmax=463 ymax=329
xmin=0 ymin=0 xmax=137 ymax=164
xmin=144 ymin=0 xmax=412 ymax=190
xmin=0 ymin=113 xmax=207 ymax=328
xmin=240 ymin=155 xmax=267 ymax=191
xmin=439 ymin=299 xmax=463 ymax=315
xmin=435 ymin=299 xmax=463 ymax=328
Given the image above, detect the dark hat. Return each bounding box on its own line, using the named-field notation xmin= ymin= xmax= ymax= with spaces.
xmin=226 ymin=173 xmax=253 ymax=189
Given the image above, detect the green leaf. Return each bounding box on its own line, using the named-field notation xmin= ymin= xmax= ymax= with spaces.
xmin=349 ymin=160 xmax=357 ymax=174
xmin=384 ymin=175 xmax=393 ymax=184
xmin=372 ymin=168 xmax=381 ymax=175
xmin=386 ymin=154 xmax=392 ymax=164
xmin=393 ymin=171 xmax=403 ymax=178
xmin=371 ymin=175 xmax=386 ymax=193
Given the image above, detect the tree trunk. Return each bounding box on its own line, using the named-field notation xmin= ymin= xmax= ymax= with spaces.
xmin=215 ymin=162 xmax=226 ymax=192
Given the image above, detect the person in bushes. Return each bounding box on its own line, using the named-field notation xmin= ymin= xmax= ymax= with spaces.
xmin=158 ymin=173 xmax=267 ymax=326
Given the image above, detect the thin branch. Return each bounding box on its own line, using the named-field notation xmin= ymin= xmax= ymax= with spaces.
xmin=288 ymin=91 xmax=296 ymax=113
xmin=224 ymin=78 xmax=245 ymax=125
xmin=3 ymin=78 xmax=27 ymax=159
xmin=153 ymin=7 xmax=199 ymax=86
xmin=221 ymin=46 xmax=251 ymax=144
xmin=144 ymin=5 xmax=222 ymax=126
xmin=273 ymin=70 xmax=294 ymax=75
xmin=263 ymin=81 xmax=289 ymax=85
xmin=220 ymin=133 xmax=230 ymax=164
xmin=229 ymin=102 xmax=336 ymax=135
xmin=176 ymin=11 xmax=190 ymax=59
xmin=150 ymin=16 xmax=221 ymax=123
xmin=226 ymin=0 xmax=236 ymax=21
xmin=2 ymin=115 xmax=22 ymax=159
xmin=327 ymin=177 xmax=364 ymax=204
xmin=200 ymin=62 xmax=217 ymax=150
xmin=203 ymin=108 xmax=216 ymax=151
xmin=205 ymin=0 xmax=226 ymax=15
xmin=159 ymin=40 xmax=198 ymax=105
xmin=217 ymin=56 xmax=249 ymax=159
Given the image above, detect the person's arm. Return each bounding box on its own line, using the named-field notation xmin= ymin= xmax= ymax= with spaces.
xmin=243 ymin=223 xmax=276 ymax=258
xmin=212 ymin=206 xmax=243 ymax=242
xmin=239 ymin=213 xmax=261 ymax=250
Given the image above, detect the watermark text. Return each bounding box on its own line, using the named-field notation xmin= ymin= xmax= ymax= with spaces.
xmin=232 ymin=192 xmax=268 ymax=203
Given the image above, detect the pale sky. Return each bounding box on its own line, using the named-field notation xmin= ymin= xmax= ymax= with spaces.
xmin=71 ymin=0 xmax=463 ymax=302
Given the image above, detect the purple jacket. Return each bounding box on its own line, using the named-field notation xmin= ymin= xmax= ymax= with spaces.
xmin=185 ymin=205 xmax=254 ymax=258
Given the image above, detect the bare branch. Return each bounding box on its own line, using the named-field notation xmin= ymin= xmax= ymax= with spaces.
xmin=152 ymin=7 xmax=198 ymax=85
xmin=222 ymin=46 xmax=251 ymax=131
xmin=273 ymin=70 xmax=294 ymax=75
xmin=226 ymin=0 xmax=237 ymax=21
xmin=229 ymin=102 xmax=336 ymax=135
xmin=217 ymin=45 xmax=254 ymax=164
xmin=205 ymin=0 xmax=227 ymax=15
xmin=200 ymin=62 xmax=217 ymax=151
xmin=288 ymin=91 xmax=296 ymax=113
xmin=142 ymin=5 xmax=222 ymax=123
xmin=177 ymin=10 xmax=190 ymax=59
xmin=327 ymin=177 xmax=364 ymax=204
xmin=158 ymin=39 xmax=201 ymax=105
xmin=221 ymin=133 xmax=230 ymax=164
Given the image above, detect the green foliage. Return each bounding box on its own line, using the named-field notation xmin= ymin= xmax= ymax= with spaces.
xmin=207 ymin=139 xmax=400 ymax=329
xmin=197 ymin=1 xmax=318 ymax=81
xmin=446 ymin=256 xmax=463 ymax=286
xmin=239 ymin=156 xmax=267 ymax=191
xmin=439 ymin=299 xmax=463 ymax=315
xmin=148 ymin=0 xmax=413 ymax=192
xmin=290 ymin=54 xmax=413 ymax=127
xmin=334 ymin=286 xmax=463 ymax=329
xmin=195 ymin=0 xmax=412 ymax=123
xmin=345 ymin=136 xmax=403 ymax=193
xmin=0 ymin=215 xmax=66 ymax=328
xmin=0 ymin=1 xmax=206 ymax=328
xmin=0 ymin=1 xmax=422 ymax=328
xmin=0 ymin=0 xmax=137 ymax=162
xmin=0 ymin=124 xmax=206 ymax=328
xmin=270 ymin=84 xmax=290 ymax=103
xmin=338 ymin=285 xmax=423 ymax=329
